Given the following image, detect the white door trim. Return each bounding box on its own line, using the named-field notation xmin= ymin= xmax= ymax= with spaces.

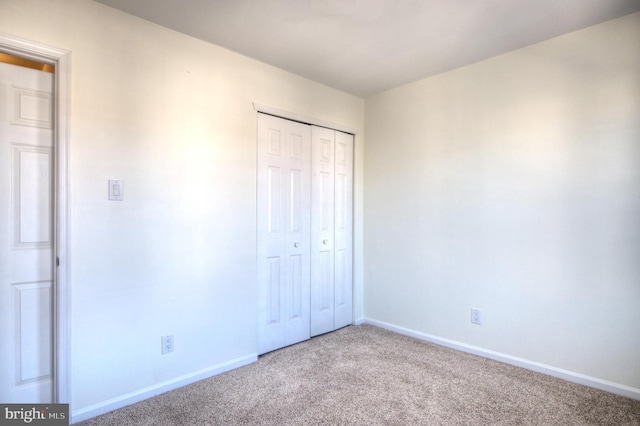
xmin=0 ymin=33 xmax=71 ymax=404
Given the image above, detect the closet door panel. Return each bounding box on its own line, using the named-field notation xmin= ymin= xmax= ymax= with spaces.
xmin=311 ymin=126 xmax=335 ymax=336
xmin=258 ymin=114 xmax=311 ymax=354
xmin=334 ymin=131 xmax=353 ymax=329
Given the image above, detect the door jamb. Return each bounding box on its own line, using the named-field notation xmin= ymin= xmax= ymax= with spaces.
xmin=0 ymin=33 xmax=71 ymax=404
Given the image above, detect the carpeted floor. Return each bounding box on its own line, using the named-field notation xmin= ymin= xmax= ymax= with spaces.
xmin=79 ymin=324 xmax=640 ymax=425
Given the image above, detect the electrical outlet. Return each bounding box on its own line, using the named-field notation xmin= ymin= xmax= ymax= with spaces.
xmin=161 ymin=335 xmax=174 ymax=354
xmin=471 ymin=308 xmax=483 ymax=325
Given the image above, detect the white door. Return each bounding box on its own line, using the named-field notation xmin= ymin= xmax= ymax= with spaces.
xmin=310 ymin=127 xmax=353 ymax=336
xmin=257 ymin=113 xmax=311 ymax=354
xmin=0 ymin=60 xmax=54 ymax=402
xmin=310 ymin=127 xmax=335 ymax=336
xmin=332 ymin=130 xmax=353 ymax=330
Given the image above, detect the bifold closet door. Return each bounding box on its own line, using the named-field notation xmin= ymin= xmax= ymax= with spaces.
xmin=310 ymin=127 xmax=353 ymax=337
xmin=257 ymin=113 xmax=311 ymax=355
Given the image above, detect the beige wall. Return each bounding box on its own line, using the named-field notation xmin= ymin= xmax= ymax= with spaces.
xmin=0 ymin=0 xmax=364 ymax=419
xmin=365 ymin=12 xmax=640 ymax=389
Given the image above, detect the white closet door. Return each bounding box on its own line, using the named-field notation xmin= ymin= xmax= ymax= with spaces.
xmin=257 ymin=114 xmax=311 ymax=355
xmin=310 ymin=127 xmax=335 ymax=336
xmin=311 ymin=127 xmax=354 ymax=336
xmin=333 ymin=130 xmax=353 ymax=329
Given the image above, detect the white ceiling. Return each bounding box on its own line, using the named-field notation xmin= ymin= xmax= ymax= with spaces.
xmin=95 ymin=0 xmax=640 ymax=97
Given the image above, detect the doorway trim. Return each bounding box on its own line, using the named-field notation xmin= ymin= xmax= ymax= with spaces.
xmin=0 ymin=33 xmax=71 ymax=404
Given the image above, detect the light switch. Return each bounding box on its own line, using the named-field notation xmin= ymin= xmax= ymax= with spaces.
xmin=108 ymin=180 xmax=124 ymax=201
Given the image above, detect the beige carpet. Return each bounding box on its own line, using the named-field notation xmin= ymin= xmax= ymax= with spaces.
xmin=79 ymin=324 xmax=640 ymax=425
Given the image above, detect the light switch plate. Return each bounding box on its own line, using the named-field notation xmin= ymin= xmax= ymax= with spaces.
xmin=108 ymin=180 xmax=124 ymax=201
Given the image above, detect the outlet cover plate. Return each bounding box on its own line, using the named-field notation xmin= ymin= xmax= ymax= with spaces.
xmin=161 ymin=335 xmax=174 ymax=354
xmin=471 ymin=308 xmax=483 ymax=325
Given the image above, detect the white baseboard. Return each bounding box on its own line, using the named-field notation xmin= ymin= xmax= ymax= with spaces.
xmin=70 ymin=353 xmax=257 ymax=424
xmin=362 ymin=318 xmax=640 ymax=401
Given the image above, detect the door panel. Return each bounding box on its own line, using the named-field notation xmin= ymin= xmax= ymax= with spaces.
xmin=310 ymin=127 xmax=353 ymax=335
xmin=289 ymin=169 xmax=304 ymax=232
xmin=14 ymin=281 xmax=51 ymax=385
xmin=257 ymin=114 xmax=311 ymax=354
xmin=0 ymin=61 xmax=54 ymax=403
xmin=333 ymin=131 xmax=353 ymax=329
xmin=288 ymin=254 xmax=302 ymax=319
xmin=267 ymin=257 xmax=281 ymax=325
xmin=319 ymin=250 xmax=332 ymax=311
xmin=267 ymin=167 xmax=281 ymax=234
xmin=311 ymin=126 xmax=335 ymax=336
